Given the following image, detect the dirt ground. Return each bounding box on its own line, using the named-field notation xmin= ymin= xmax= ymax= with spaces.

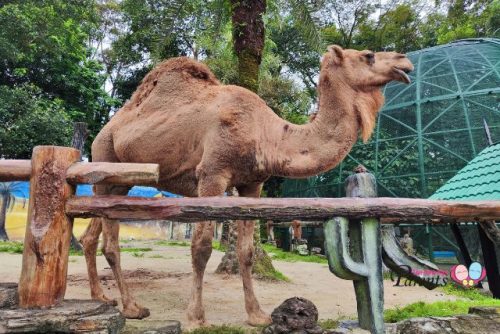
xmin=0 ymin=241 xmax=457 ymax=331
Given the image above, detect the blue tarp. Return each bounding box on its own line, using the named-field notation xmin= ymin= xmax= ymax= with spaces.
xmin=10 ymin=182 xmax=180 ymax=199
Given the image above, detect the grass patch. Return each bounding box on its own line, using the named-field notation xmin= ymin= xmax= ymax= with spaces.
xmin=318 ymin=318 xmax=339 ymax=330
xmin=384 ymin=284 xmax=500 ymax=323
xmin=212 ymin=241 xmax=227 ymax=252
xmin=185 ymin=325 xmax=260 ymax=334
xmin=69 ymin=249 xmax=85 ymax=256
xmin=149 ymin=254 xmax=166 ymax=259
xmin=0 ymin=242 xmax=152 ymax=256
xmin=121 ymin=247 xmax=152 ymax=253
xmin=131 ymin=252 xmax=145 ymax=258
xmin=0 ymin=241 xmax=24 ymax=254
xmin=155 ymin=240 xmax=190 ymax=247
xmin=261 ymin=244 xmax=328 ymax=264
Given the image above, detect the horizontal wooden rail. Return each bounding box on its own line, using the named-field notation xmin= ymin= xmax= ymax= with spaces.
xmin=0 ymin=160 xmax=159 ymax=186
xmin=66 ymin=196 xmax=500 ymax=222
xmin=66 ymin=162 xmax=159 ymax=186
xmin=0 ymin=160 xmax=31 ymax=181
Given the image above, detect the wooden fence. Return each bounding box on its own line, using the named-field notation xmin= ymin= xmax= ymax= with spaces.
xmin=1 ymin=146 xmax=500 ymax=334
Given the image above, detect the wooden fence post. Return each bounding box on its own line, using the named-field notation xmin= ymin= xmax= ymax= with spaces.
xmin=18 ymin=146 xmax=80 ymax=308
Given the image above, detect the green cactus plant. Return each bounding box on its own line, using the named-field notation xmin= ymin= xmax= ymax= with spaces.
xmin=324 ymin=217 xmax=385 ymax=334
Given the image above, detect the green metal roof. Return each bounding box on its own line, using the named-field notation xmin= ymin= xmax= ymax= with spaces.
xmin=429 ymin=142 xmax=500 ymax=200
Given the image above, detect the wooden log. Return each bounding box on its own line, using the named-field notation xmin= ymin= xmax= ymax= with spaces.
xmin=0 ymin=160 xmax=31 ymax=181
xmin=18 ymin=146 xmax=80 ymax=308
xmin=65 ymin=162 xmax=159 ymax=186
xmin=65 ymin=196 xmax=500 ymax=222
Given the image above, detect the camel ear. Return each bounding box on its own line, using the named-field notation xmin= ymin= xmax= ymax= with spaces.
xmin=328 ymin=45 xmax=344 ymax=64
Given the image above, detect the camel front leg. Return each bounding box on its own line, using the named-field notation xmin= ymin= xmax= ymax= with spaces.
xmin=237 ymin=184 xmax=271 ymax=326
xmin=101 ymin=218 xmax=150 ymax=319
xmin=80 ymin=218 xmax=117 ymax=306
xmin=187 ymin=172 xmax=229 ymax=327
xmin=186 ymin=221 xmax=215 ymax=327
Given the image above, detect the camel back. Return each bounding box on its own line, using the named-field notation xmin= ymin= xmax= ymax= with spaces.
xmin=124 ymin=57 xmax=220 ymax=110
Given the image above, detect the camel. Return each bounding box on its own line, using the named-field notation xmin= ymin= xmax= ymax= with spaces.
xmin=79 ymin=45 xmax=413 ymax=327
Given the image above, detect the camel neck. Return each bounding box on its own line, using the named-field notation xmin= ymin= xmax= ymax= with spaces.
xmin=264 ymin=72 xmax=359 ymax=178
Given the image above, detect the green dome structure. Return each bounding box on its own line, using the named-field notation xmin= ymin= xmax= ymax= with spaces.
xmin=283 ymin=38 xmax=500 ymax=199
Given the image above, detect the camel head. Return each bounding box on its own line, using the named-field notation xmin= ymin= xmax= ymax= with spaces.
xmin=320 ymin=45 xmax=414 ymax=142
xmin=324 ymin=45 xmax=414 ymax=87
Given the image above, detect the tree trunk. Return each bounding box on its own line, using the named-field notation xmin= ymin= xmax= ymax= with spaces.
xmin=230 ymin=0 xmax=279 ymax=279
xmin=231 ymin=0 xmax=266 ymax=93
xmin=478 ymin=221 xmax=500 ymax=298
xmin=70 ymin=122 xmax=89 ymax=252
xmin=0 ymin=194 xmax=9 ymax=241
xmin=215 ymin=221 xmax=239 ymax=275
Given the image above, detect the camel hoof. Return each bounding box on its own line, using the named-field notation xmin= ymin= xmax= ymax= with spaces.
xmin=247 ymin=311 xmax=272 ymax=327
xmin=122 ymin=304 xmax=150 ymax=319
xmin=185 ymin=319 xmax=209 ymax=330
xmin=92 ymin=294 xmax=118 ymax=307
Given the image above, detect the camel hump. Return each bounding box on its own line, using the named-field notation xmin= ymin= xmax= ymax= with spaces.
xmin=126 ymin=57 xmax=220 ymax=109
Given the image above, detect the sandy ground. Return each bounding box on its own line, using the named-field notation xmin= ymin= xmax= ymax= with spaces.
xmin=0 ymin=242 xmax=457 ymax=331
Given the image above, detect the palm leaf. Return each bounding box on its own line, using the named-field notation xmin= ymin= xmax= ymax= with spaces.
xmin=288 ymin=0 xmax=325 ymax=52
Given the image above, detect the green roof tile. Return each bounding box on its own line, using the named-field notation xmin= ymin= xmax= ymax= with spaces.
xmin=429 ymin=143 xmax=500 ymax=200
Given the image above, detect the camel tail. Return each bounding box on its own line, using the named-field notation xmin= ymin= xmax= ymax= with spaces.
xmin=123 ymin=57 xmax=220 ymax=110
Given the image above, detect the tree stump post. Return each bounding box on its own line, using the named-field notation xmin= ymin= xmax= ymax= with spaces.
xmin=325 ymin=165 xmax=384 ymax=334
xmin=18 ymin=146 xmax=80 ymax=308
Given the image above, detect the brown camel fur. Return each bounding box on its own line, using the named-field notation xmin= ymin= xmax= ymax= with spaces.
xmin=79 ymin=45 xmax=413 ymax=327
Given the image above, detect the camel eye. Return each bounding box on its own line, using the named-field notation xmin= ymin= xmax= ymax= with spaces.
xmin=364 ymin=53 xmax=375 ymax=65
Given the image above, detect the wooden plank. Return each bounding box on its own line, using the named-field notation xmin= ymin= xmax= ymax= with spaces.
xmin=66 ymin=162 xmax=159 ymax=186
xmin=18 ymin=146 xmax=80 ymax=308
xmin=0 ymin=160 xmax=31 ymax=181
xmin=65 ymin=196 xmax=500 ymax=222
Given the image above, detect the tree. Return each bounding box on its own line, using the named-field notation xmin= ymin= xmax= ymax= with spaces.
xmin=0 ymin=0 xmax=115 ymax=157
xmin=0 ymin=85 xmax=73 ymax=159
xmin=0 ymin=182 xmax=25 ymax=241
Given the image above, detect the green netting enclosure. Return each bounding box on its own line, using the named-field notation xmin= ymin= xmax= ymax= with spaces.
xmin=283 ymin=38 xmax=500 ymax=199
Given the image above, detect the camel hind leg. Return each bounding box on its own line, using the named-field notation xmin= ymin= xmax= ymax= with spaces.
xmin=81 ymin=129 xmax=149 ymax=319
xmin=80 ymin=217 xmax=116 ymax=305
xmin=236 ymin=183 xmax=271 ymax=326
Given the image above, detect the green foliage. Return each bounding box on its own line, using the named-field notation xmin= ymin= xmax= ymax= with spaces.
xmin=120 ymin=247 xmax=153 ymax=253
xmin=149 ymin=254 xmax=166 ymax=259
xmin=442 ymin=284 xmax=494 ymax=301
xmin=252 ymin=254 xmax=290 ymax=281
xmin=261 ymin=243 xmax=328 ymax=264
xmin=131 ymin=252 xmax=145 ymax=258
xmin=0 ymin=85 xmax=72 ymax=158
xmin=384 ymin=299 xmax=500 ymax=323
xmin=318 ymin=318 xmax=340 ymax=330
xmin=212 ymin=241 xmax=227 ymax=252
xmin=0 ymin=241 xmax=24 ymax=254
xmin=155 ymin=240 xmax=190 ymax=247
xmin=185 ymin=325 xmax=259 ymax=334
xmin=0 ymin=0 xmax=115 ymax=157
xmin=384 ymin=283 xmax=500 ymax=323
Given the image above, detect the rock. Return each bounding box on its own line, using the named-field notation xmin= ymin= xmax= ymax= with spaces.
xmin=387 ymin=311 xmax=500 ymax=334
xmin=325 ymin=320 xmax=369 ymax=334
xmin=0 ymin=299 xmax=125 ymax=333
xmin=122 ymin=320 xmax=181 ymax=334
xmin=0 ymin=283 xmax=18 ymax=309
xmin=469 ymin=306 xmax=500 ymax=317
xmin=263 ymin=297 xmax=324 ymax=334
